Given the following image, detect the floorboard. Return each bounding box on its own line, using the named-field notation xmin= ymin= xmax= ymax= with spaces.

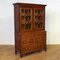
xmin=0 ymin=45 xmax=60 ymax=60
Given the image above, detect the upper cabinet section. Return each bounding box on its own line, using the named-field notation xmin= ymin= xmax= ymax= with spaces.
xmin=13 ymin=3 xmax=46 ymax=32
xmin=13 ymin=3 xmax=46 ymax=7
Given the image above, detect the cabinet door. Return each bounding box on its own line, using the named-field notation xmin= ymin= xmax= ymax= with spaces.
xmin=34 ymin=7 xmax=45 ymax=31
xmin=34 ymin=31 xmax=46 ymax=51
xmin=20 ymin=8 xmax=33 ymax=32
xmin=20 ymin=32 xmax=34 ymax=53
xmin=39 ymin=31 xmax=46 ymax=49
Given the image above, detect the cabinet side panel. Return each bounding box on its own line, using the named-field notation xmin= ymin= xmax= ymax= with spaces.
xmin=14 ymin=5 xmax=20 ymax=32
xmin=13 ymin=5 xmax=20 ymax=54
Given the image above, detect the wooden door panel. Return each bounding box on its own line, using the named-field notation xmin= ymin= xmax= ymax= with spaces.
xmin=34 ymin=31 xmax=46 ymax=50
xmin=40 ymin=32 xmax=46 ymax=48
xmin=20 ymin=32 xmax=34 ymax=53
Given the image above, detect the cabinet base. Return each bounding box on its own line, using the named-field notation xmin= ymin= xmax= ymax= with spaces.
xmin=15 ymin=48 xmax=46 ymax=57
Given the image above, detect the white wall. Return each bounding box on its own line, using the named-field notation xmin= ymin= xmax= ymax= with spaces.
xmin=0 ymin=0 xmax=60 ymax=45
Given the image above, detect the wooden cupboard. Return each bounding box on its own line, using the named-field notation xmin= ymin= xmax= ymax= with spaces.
xmin=13 ymin=3 xmax=46 ymax=57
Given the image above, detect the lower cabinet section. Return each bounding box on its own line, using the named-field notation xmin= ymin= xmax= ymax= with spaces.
xmin=15 ymin=31 xmax=46 ymax=56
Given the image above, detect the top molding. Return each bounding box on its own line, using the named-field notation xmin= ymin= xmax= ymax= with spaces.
xmin=13 ymin=3 xmax=46 ymax=6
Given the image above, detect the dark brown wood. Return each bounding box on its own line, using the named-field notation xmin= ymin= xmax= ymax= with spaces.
xmin=13 ymin=3 xmax=47 ymax=57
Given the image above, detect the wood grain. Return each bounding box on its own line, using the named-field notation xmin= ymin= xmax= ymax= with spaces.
xmin=0 ymin=45 xmax=60 ymax=60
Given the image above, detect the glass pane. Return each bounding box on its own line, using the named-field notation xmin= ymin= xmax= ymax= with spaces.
xmin=25 ymin=16 xmax=31 ymax=21
xmin=25 ymin=24 xmax=28 ymax=29
xmin=35 ymin=23 xmax=38 ymax=26
xmin=29 ymin=24 xmax=31 ymax=29
xmin=38 ymin=22 xmax=43 ymax=28
xmin=21 ymin=16 xmax=25 ymax=20
xmin=21 ymin=9 xmax=24 ymax=13
xmin=21 ymin=24 xmax=25 ymax=29
xmin=38 ymin=16 xmax=42 ymax=21
xmin=35 ymin=9 xmax=44 ymax=15
xmin=29 ymin=9 xmax=31 ymax=13
xmin=25 ymin=9 xmax=28 ymax=14
xmin=25 ymin=16 xmax=28 ymax=21
xmin=25 ymin=23 xmax=31 ymax=29
xmin=41 ymin=10 xmax=44 ymax=14
xmin=38 ymin=10 xmax=40 ymax=14
xmin=35 ymin=9 xmax=37 ymax=14
xmin=35 ymin=16 xmax=38 ymax=20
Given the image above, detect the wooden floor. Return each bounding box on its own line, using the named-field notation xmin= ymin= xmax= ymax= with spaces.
xmin=0 ymin=45 xmax=60 ymax=60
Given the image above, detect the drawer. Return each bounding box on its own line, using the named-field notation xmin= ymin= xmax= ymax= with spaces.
xmin=21 ymin=38 xmax=34 ymax=45
xmin=21 ymin=43 xmax=34 ymax=53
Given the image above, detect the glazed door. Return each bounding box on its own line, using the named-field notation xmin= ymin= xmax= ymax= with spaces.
xmin=20 ymin=7 xmax=33 ymax=32
xmin=34 ymin=7 xmax=45 ymax=31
